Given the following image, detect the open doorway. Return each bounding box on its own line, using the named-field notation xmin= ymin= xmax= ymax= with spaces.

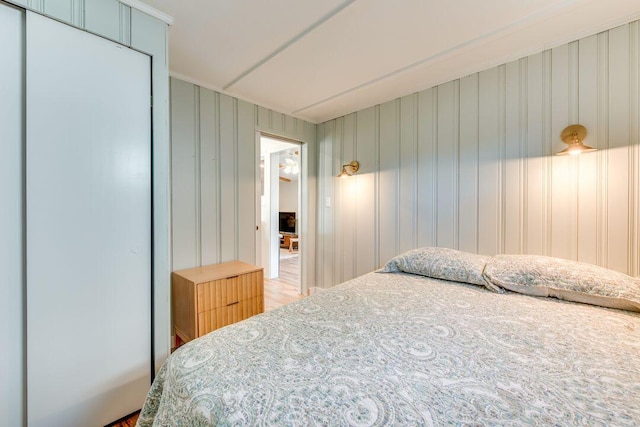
xmin=259 ymin=135 xmax=304 ymax=310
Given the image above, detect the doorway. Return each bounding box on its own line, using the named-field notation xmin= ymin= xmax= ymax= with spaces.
xmin=259 ymin=135 xmax=303 ymax=310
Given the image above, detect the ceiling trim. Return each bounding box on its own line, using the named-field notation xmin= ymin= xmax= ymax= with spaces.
xmin=309 ymin=9 xmax=640 ymax=123
xmin=223 ymin=0 xmax=357 ymax=91
xmin=120 ymin=0 xmax=174 ymax=25
xmin=170 ymin=71 xmax=319 ymax=123
xmin=291 ymin=0 xmax=588 ymax=115
xmin=539 ymin=12 xmax=640 ymax=51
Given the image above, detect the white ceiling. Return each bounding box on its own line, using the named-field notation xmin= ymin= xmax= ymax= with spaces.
xmin=142 ymin=0 xmax=640 ymax=124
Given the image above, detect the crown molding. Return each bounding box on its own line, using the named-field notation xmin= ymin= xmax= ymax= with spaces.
xmin=119 ymin=0 xmax=174 ymax=25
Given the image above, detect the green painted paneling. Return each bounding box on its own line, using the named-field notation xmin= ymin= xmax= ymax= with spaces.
xmin=43 ymin=0 xmax=81 ymax=26
xmin=169 ymin=77 xmax=318 ymax=291
xmin=85 ymin=0 xmax=130 ymax=45
xmin=28 ymin=0 xmax=42 ymax=11
xmin=315 ymin=20 xmax=640 ymax=287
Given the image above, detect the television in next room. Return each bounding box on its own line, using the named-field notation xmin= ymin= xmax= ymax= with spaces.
xmin=279 ymin=212 xmax=296 ymax=234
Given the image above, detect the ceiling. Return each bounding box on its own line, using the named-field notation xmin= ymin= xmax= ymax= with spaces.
xmin=142 ymin=0 xmax=640 ymax=124
xmin=260 ymin=136 xmax=300 ymax=181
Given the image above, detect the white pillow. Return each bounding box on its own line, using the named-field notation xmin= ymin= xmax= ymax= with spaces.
xmin=483 ymin=254 xmax=640 ymax=312
xmin=381 ymin=247 xmax=502 ymax=292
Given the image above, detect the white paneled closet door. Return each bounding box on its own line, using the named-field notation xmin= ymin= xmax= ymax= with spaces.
xmin=26 ymin=12 xmax=151 ymax=427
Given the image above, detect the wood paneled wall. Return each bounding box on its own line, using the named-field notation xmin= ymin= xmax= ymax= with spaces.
xmin=316 ymin=21 xmax=640 ymax=288
xmin=170 ymin=78 xmax=317 ymax=288
xmin=10 ymin=0 xmax=133 ymax=44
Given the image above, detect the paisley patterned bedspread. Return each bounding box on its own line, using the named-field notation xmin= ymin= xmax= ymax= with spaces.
xmin=139 ymin=272 xmax=640 ymax=426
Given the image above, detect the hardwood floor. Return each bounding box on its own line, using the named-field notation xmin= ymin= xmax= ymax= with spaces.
xmin=264 ymin=251 xmax=305 ymax=311
xmin=110 ymin=411 xmax=139 ymax=427
xmin=113 ymin=254 xmax=304 ymax=426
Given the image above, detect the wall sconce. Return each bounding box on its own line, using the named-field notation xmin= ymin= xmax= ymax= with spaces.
xmin=337 ymin=160 xmax=360 ymax=178
xmin=557 ymin=124 xmax=596 ymax=155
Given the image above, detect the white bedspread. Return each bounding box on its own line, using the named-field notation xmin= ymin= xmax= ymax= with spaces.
xmin=139 ymin=271 xmax=640 ymax=426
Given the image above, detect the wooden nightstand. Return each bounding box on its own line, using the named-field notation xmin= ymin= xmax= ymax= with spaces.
xmin=172 ymin=261 xmax=264 ymax=345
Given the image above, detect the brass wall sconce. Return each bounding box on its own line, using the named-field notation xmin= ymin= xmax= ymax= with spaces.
xmin=337 ymin=160 xmax=360 ymax=178
xmin=557 ymin=124 xmax=596 ymax=155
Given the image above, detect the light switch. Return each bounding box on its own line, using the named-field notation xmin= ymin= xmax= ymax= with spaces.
xmin=325 ymin=196 xmax=331 ymax=208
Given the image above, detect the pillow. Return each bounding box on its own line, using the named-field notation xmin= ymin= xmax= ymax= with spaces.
xmin=380 ymin=247 xmax=502 ymax=292
xmin=483 ymin=254 xmax=640 ymax=312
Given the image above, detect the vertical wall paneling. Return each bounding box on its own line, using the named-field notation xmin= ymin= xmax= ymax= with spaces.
xmin=237 ymin=100 xmax=257 ymax=264
xmin=542 ymin=50 xmax=553 ymax=256
xmin=458 ymin=76 xmax=479 ymax=253
xmin=0 ymin=4 xmax=24 ymax=425
xmin=416 ymin=88 xmax=437 ymax=248
xmin=315 ymin=123 xmax=326 ymax=286
xmin=170 ymin=79 xmax=198 ymax=270
xmin=341 ymin=114 xmax=357 ymax=281
xmin=526 ymin=53 xmax=545 ymax=255
xmin=577 ymin=35 xmax=599 ymax=265
xmin=497 ymin=65 xmax=506 ymax=254
xmin=219 ymin=94 xmax=238 ymax=261
xmin=271 ymin=110 xmax=284 ymax=133
xmin=399 ymin=94 xmax=418 ymax=253
xmin=120 ymin=3 xmax=131 ymax=46
xmin=436 ymin=82 xmax=457 ymax=249
xmin=332 ymin=117 xmax=343 ymax=285
xmin=316 ymin=121 xmax=334 ymax=287
xmin=478 ymin=68 xmax=501 ymax=255
xmin=85 ymin=0 xmax=131 ymax=46
xmin=378 ymin=100 xmax=400 ymax=264
xmin=323 ymin=120 xmax=335 ymax=287
xmin=355 ymin=107 xmax=377 ymax=275
xmin=43 ymin=0 xmax=82 ymax=26
xmin=30 ymin=0 xmax=44 ymax=11
xmin=518 ymin=59 xmax=528 ymax=254
xmin=284 ymin=115 xmax=295 ymax=138
xmin=257 ymin=106 xmax=270 ymax=129
xmin=312 ymin=20 xmax=640 ymax=287
xmin=631 ymin=22 xmax=640 ymax=277
xmin=194 ymin=89 xmax=202 ymax=265
xmin=608 ymin=25 xmax=631 ymax=273
xmin=504 ymin=61 xmax=522 ymax=254
xmin=597 ymin=31 xmax=609 ymax=267
xmin=199 ymin=88 xmax=219 ymax=265
xmin=303 ymin=121 xmax=318 ymax=293
xmin=550 ymin=44 xmax=574 ymax=260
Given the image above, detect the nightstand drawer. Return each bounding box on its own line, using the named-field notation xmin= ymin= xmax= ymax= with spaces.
xmin=197 ymin=296 xmax=264 ymax=337
xmin=196 ymin=271 xmax=264 ymax=313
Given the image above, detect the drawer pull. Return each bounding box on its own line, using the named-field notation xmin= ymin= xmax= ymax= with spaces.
xmin=227 ymin=301 xmax=239 ymax=306
xmin=228 ymin=275 xmax=238 ymax=279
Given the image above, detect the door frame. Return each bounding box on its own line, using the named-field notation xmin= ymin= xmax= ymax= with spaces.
xmin=255 ymin=131 xmax=308 ymax=296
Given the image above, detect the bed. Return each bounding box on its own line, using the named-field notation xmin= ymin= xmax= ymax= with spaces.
xmin=138 ymin=249 xmax=640 ymax=426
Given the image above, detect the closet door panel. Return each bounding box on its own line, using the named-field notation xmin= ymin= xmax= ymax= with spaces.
xmin=26 ymin=12 xmax=151 ymax=427
xmin=0 ymin=4 xmax=25 ymax=426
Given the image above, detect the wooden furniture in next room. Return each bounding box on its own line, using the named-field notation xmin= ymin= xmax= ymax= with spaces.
xmin=289 ymin=237 xmax=299 ymax=253
xmin=172 ymin=261 xmax=264 ymax=345
xmin=280 ymin=233 xmax=298 ymax=249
